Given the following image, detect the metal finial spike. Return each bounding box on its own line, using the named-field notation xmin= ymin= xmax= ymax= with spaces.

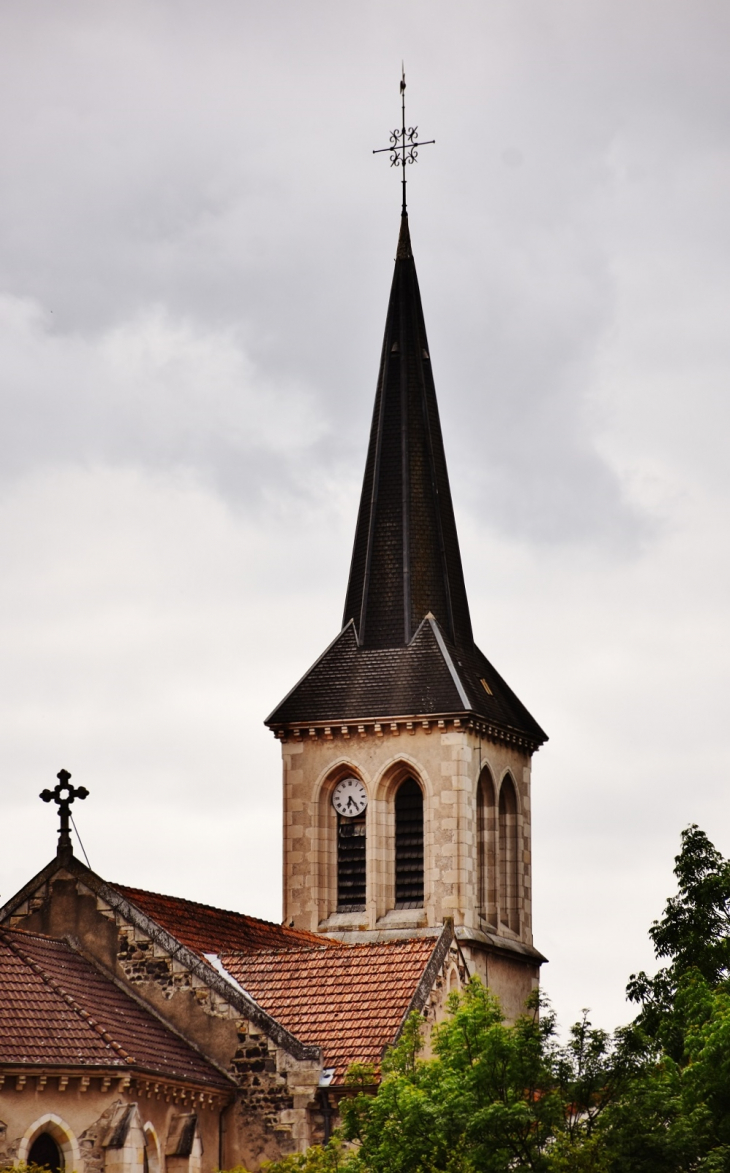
xmin=40 ymin=769 xmax=90 ymax=857
xmin=373 ymin=71 xmax=435 ymax=216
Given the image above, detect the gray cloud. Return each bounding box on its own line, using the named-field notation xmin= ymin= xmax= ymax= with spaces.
xmin=1 ymin=0 xmax=730 ymax=1033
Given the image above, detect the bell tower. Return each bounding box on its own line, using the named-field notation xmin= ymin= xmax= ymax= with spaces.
xmin=266 ymin=87 xmax=547 ymax=1015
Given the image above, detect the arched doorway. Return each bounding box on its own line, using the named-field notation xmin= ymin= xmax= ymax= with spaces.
xmin=28 ymin=1132 xmax=62 ymax=1173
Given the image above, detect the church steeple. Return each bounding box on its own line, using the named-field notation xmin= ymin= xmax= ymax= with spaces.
xmin=266 ymin=207 xmax=546 ymax=746
xmin=267 ymin=78 xmax=545 ymax=748
xmin=343 ymin=213 xmax=473 ymax=650
xmin=268 ymin=86 xmax=546 ymax=997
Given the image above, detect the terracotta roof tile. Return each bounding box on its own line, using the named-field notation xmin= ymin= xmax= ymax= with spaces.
xmin=0 ymin=928 xmax=230 ymax=1088
xmin=115 ymin=885 xmax=341 ymax=956
xmin=220 ymin=937 xmax=437 ymax=1083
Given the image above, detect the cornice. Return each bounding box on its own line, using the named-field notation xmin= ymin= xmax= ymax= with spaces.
xmin=270 ymin=714 xmax=540 ymax=754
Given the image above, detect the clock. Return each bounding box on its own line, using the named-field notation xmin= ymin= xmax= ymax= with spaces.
xmin=332 ymin=777 xmax=368 ymax=818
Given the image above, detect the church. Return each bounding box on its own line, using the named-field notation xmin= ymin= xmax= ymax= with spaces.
xmin=0 ymin=135 xmax=547 ymax=1172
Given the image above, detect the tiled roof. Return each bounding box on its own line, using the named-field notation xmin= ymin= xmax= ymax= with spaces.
xmin=266 ymin=616 xmax=546 ymax=745
xmin=220 ymin=937 xmax=437 ymax=1083
xmin=0 ymin=928 xmax=231 ymax=1087
xmin=115 ymin=885 xmax=341 ymax=956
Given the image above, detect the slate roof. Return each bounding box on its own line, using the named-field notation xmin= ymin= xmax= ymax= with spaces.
xmin=115 ymin=885 xmax=342 ymax=956
xmin=343 ymin=214 xmax=473 ymax=650
xmin=219 ymin=937 xmax=438 ymax=1083
xmin=266 ymin=214 xmax=547 ymax=747
xmin=0 ymin=927 xmax=231 ymax=1087
xmin=267 ymin=616 xmax=546 ymax=745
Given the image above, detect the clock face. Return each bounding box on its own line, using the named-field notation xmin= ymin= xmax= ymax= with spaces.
xmin=332 ymin=777 xmax=368 ymax=818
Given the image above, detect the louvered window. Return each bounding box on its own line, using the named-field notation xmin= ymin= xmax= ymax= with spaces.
xmin=337 ymin=810 xmax=366 ymax=911
xmin=395 ymin=778 xmax=424 ymax=908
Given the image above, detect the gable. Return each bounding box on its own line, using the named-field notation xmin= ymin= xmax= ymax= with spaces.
xmin=0 ymin=856 xmax=319 ymax=1068
xmin=215 ymin=926 xmax=462 ymax=1083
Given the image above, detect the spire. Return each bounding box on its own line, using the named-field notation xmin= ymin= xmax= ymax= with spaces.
xmin=343 ymin=215 xmax=473 ymax=649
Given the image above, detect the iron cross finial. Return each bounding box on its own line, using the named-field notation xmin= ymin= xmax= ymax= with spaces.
xmin=373 ymin=67 xmax=435 ymax=215
xmin=40 ymin=769 xmax=89 ymax=856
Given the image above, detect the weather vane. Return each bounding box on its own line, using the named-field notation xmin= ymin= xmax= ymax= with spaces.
xmin=373 ymin=65 xmax=435 ymax=215
xmin=40 ymin=768 xmax=89 ymax=855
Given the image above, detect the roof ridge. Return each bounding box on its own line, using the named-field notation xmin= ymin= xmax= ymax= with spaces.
xmin=113 ymin=882 xmax=321 ymax=937
xmin=219 ymin=936 xmax=436 ymax=957
xmin=0 ymin=924 xmax=69 ymax=943
xmin=0 ymin=928 xmax=134 ymax=1065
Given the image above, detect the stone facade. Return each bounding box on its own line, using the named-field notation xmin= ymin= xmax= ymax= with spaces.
xmin=0 ymin=1090 xmax=213 ymax=1173
xmin=1 ymin=859 xmax=466 ymax=1170
xmin=279 ymin=716 xmax=542 ymax=1015
xmin=4 ymin=867 xmax=321 ymax=1167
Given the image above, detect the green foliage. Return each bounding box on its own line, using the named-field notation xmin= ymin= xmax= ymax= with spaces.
xmin=261 ymin=1138 xmax=351 ymax=1173
xmin=627 ymin=824 xmax=730 ymax=1056
xmin=335 ymin=980 xmax=629 ymax=1173
xmin=264 ymin=824 xmax=730 ymax=1173
xmin=10 ymin=1165 xmax=65 ymax=1173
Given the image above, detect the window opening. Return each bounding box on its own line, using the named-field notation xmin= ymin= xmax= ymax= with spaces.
xmin=337 ymin=809 xmax=366 ymax=911
xmin=29 ymin=1133 xmax=62 ymax=1173
xmin=477 ymin=771 xmax=497 ymax=926
xmin=395 ymin=777 xmax=424 ymax=908
xmin=498 ymin=777 xmax=519 ymax=933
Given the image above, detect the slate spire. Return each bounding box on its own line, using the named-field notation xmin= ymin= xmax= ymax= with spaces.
xmin=343 ymin=214 xmax=473 ymax=650
xmin=266 ymin=212 xmax=546 ymax=747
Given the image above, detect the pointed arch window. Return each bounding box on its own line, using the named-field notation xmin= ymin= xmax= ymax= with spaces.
xmin=29 ymin=1134 xmax=62 ymax=1173
xmin=477 ymin=769 xmax=497 ymax=927
xmin=498 ymin=776 xmax=519 ymax=933
xmin=395 ymin=777 xmax=424 ymax=908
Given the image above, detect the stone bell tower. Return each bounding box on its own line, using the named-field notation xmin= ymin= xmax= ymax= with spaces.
xmin=266 ymin=211 xmax=548 ymax=1016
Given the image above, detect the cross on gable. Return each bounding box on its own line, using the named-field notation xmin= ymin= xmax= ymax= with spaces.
xmin=40 ymin=768 xmax=89 ymax=856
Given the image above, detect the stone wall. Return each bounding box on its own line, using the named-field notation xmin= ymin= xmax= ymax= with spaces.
xmin=6 ymin=878 xmax=322 ymax=1164
xmin=0 ymin=1084 xmax=222 ymax=1173
xmin=280 ymin=721 xmax=535 ymax=947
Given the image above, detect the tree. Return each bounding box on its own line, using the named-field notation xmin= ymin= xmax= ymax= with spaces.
xmin=263 ymin=825 xmax=730 ymax=1173
xmin=266 ymin=982 xmax=627 ymax=1173
xmin=627 ymin=824 xmax=730 ymax=1053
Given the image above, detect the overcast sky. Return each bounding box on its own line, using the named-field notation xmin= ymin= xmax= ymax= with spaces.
xmin=1 ymin=0 xmax=729 ymax=1035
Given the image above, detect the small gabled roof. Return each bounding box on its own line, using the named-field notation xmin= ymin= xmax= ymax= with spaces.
xmin=266 ymin=615 xmax=546 ymax=747
xmin=115 ymin=884 xmax=342 ymax=957
xmin=218 ymin=927 xmax=454 ymax=1084
xmin=0 ymin=927 xmax=232 ymax=1088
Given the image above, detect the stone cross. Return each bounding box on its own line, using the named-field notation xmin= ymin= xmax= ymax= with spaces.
xmin=40 ymin=769 xmax=89 ymax=856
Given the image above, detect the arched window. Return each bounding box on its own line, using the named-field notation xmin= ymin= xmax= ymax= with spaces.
xmin=29 ymin=1133 xmax=62 ymax=1173
xmin=477 ymin=769 xmax=497 ymax=926
xmin=144 ymin=1125 xmax=161 ymax=1173
xmin=337 ymin=809 xmax=366 ymax=911
xmin=498 ymin=776 xmax=519 ymax=933
xmin=395 ymin=778 xmax=424 ymax=908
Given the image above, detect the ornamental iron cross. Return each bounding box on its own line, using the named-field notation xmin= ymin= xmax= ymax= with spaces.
xmin=40 ymin=769 xmax=89 ymax=854
xmin=373 ymin=66 xmax=435 ymax=215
